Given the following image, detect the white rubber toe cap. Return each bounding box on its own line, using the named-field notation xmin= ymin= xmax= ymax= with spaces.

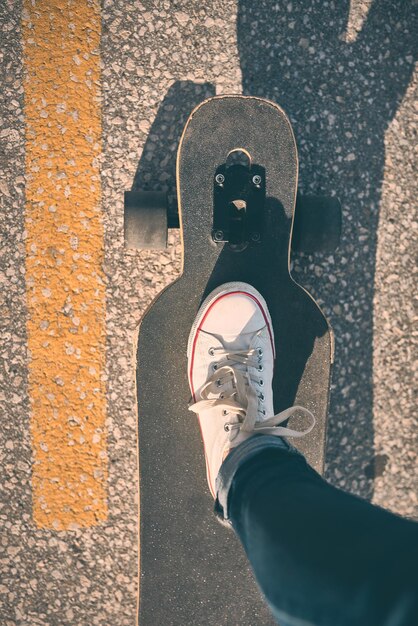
xmin=200 ymin=292 xmax=265 ymax=339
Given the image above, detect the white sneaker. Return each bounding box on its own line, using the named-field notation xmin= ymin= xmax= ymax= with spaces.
xmin=187 ymin=282 xmax=315 ymax=499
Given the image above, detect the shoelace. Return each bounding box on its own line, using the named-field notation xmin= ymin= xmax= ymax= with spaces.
xmin=189 ymin=345 xmax=315 ymax=440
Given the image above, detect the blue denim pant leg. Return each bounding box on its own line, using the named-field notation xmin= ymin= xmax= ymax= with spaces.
xmin=214 ymin=433 xmax=299 ymax=526
xmin=213 ymin=434 xmax=418 ymax=626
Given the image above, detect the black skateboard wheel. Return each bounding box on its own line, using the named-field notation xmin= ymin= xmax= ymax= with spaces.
xmin=292 ymin=193 xmax=342 ymax=253
xmin=124 ymin=190 xmax=168 ymax=249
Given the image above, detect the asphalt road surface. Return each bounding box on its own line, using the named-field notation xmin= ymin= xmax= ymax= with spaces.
xmin=0 ymin=1 xmax=416 ymax=624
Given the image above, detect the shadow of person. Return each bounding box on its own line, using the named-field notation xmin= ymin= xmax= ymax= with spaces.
xmin=131 ymin=80 xmax=215 ymax=204
xmin=237 ymin=0 xmax=416 ymax=497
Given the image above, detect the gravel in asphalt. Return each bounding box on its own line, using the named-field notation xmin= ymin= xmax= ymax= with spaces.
xmin=0 ymin=1 xmax=416 ymax=624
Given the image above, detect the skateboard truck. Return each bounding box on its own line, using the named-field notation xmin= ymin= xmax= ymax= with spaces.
xmin=124 ymin=109 xmax=341 ymax=253
xmin=212 ymin=162 xmax=266 ymax=249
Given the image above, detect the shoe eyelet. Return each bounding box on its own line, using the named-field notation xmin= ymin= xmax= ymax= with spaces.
xmin=216 ymin=379 xmax=222 ymax=387
xmin=261 ymin=409 xmax=266 ymax=415
xmin=259 ymin=392 xmax=265 ymax=401
xmin=258 ymin=365 xmax=264 ymax=372
xmin=223 ymin=411 xmax=229 ymax=418
xmin=212 ymin=363 xmax=218 ymax=371
xmin=220 ymin=393 xmax=225 ymax=399
xmin=259 ymin=379 xmax=264 ymax=386
xmin=208 ymin=347 xmax=215 ymax=356
xmin=257 ymin=348 xmax=263 ymax=356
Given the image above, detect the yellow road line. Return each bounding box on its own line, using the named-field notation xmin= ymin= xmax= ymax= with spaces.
xmin=22 ymin=0 xmax=107 ymax=529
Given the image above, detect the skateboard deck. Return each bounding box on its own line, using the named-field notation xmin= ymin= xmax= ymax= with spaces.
xmin=136 ymin=96 xmax=333 ymax=625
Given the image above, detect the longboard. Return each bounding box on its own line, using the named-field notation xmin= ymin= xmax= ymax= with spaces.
xmin=135 ymin=96 xmax=333 ymax=625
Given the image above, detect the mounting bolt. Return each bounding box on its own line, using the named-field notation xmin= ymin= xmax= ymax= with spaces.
xmin=215 ymin=173 xmax=225 ymax=185
xmin=252 ymin=174 xmax=262 ymax=186
xmin=213 ymin=230 xmax=224 ymax=242
xmin=251 ymin=232 xmax=261 ymax=243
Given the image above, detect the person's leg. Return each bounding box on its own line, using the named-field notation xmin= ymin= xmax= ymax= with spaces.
xmin=187 ymin=282 xmax=418 ymax=626
xmin=215 ymin=435 xmax=418 ymax=626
